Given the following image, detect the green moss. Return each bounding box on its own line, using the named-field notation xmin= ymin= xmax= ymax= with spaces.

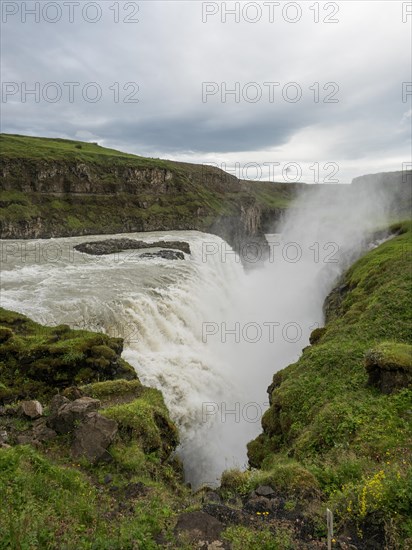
xmin=81 ymin=379 xmax=143 ymax=401
xmin=220 ymin=468 xmax=252 ymax=497
xmin=0 ymin=190 xmax=30 ymax=205
xmin=66 ymin=215 xmax=83 ymax=229
xmin=365 ymin=342 xmax=412 ymax=371
xmin=248 ymin=220 xmax=412 ymax=543
xmin=251 ymin=459 xmax=320 ymax=497
xmin=223 ymin=525 xmax=294 ymax=550
xmin=102 ymin=388 xmax=179 ymax=458
xmin=0 ymin=308 xmax=136 ymax=402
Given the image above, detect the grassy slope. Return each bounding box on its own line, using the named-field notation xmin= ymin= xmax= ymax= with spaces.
xmin=240 ymin=220 xmax=412 ymax=547
xmin=0 ymin=134 xmax=291 ymax=239
xmin=0 ymin=134 xmax=168 ymax=165
xmin=0 ymin=224 xmax=410 ymax=547
xmin=0 ymin=309 xmax=187 ymax=549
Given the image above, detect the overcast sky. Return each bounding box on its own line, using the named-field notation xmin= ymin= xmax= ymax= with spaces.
xmin=1 ymin=0 xmax=411 ymax=182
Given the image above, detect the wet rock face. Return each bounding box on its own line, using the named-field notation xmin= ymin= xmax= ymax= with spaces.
xmin=0 ymin=145 xmax=281 ymax=265
xmin=140 ymin=250 xmax=185 ymax=261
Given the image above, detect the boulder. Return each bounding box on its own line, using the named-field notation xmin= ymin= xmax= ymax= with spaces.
xmin=202 ymin=491 xmax=222 ymax=505
xmin=21 ymin=400 xmax=43 ymax=419
xmin=16 ymin=434 xmax=38 ymax=446
xmin=49 ymin=394 xmax=70 ymax=415
xmin=174 ymin=511 xmax=227 ymax=548
xmin=255 ymin=485 xmax=276 ymax=498
xmin=71 ymin=412 xmax=117 ymax=462
xmin=0 ymin=428 xmax=8 ymax=444
xmin=365 ymin=343 xmax=412 ymax=394
xmin=62 ymin=386 xmax=84 ymax=400
xmin=47 ymin=396 xmax=101 ymax=434
xmin=243 ymin=496 xmax=278 ymax=514
xmin=75 ymin=239 xmax=191 ymax=256
xmin=32 ymin=418 xmax=57 ymax=442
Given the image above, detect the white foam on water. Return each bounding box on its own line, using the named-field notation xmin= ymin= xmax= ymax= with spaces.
xmin=0 ymin=182 xmax=391 ymax=487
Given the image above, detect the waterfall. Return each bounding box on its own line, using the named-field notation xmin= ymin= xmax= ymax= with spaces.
xmin=0 ymin=182 xmax=391 ymax=487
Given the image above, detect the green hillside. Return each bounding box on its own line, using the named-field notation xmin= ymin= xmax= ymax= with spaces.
xmin=0 ymin=134 xmax=297 ymax=258
xmin=241 ymin=220 xmax=412 ymax=548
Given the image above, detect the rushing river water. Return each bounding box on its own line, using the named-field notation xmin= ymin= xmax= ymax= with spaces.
xmin=0 ymin=187 xmax=388 ymax=487
xmin=0 ymin=228 xmax=327 ymax=486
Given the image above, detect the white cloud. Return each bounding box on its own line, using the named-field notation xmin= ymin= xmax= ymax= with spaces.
xmin=1 ymin=0 xmax=411 ymax=180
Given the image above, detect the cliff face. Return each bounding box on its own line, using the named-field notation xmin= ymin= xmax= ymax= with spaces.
xmin=1 ymin=159 xmax=177 ymax=195
xmin=0 ymin=156 xmax=243 ymax=195
xmin=352 ymin=170 xmax=412 ymax=216
xmin=0 ymin=135 xmax=282 ymax=260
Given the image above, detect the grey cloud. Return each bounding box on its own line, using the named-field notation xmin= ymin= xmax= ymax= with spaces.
xmin=1 ymin=1 xmax=411 ymax=177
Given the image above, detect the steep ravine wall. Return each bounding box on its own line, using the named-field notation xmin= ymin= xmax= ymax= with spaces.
xmin=0 ymin=157 xmax=275 ymax=260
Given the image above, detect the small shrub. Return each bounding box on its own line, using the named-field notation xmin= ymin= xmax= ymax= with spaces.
xmin=220 ymin=468 xmax=251 ymax=496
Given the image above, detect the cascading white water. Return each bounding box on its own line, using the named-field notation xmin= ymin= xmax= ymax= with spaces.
xmin=0 ymin=184 xmax=391 ymax=488
xmin=0 ymin=231 xmax=252 ymax=486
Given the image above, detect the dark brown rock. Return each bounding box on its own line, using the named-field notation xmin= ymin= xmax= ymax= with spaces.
xmin=255 ymin=485 xmax=276 ymax=498
xmin=309 ymin=327 xmax=326 ymax=345
xmin=366 ymin=365 xmax=412 ymax=394
xmin=47 ymin=396 xmax=100 ymax=434
xmin=140 ymin=249 xmax=185 ymax=261
xmin=365 ymin=347 xmax=412 ymax=394
xmin=62 ymin=386 xmax=84 ymax=400
xmin=32 ymin=418 xmax=57 ymax=442
xmin=174 ymin=511 xmax=226 ymax=546
xmin=74 ymin=239 xmax=191 ymax=256
xmin=243 ymin=496 xmax=278 ymax=514
xmin=202 ymin=503 xmax=247 ymax=525
xmin=71 ymin=412 xmax=117 ymax=462
xmin=49 ymin=394 xmax=70 ymax=415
